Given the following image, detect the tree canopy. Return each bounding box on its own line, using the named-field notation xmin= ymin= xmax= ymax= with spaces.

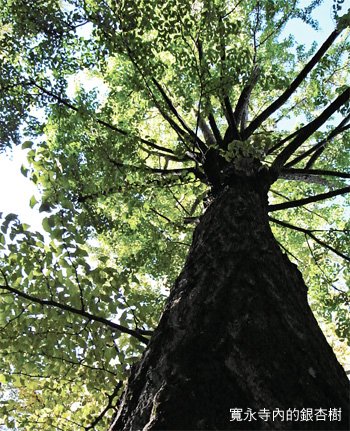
xmin=0 ymin=0 xmax=349 ymax=429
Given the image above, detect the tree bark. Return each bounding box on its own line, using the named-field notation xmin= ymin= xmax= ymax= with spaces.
xmin=109 ymin=178 xmax=349 ymax=430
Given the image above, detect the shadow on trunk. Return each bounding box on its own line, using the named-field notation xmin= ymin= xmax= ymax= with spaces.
xmin=110 ymin=179 xmax=349 ymax=430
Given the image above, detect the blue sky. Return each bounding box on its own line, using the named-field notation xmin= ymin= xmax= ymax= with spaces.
xmin=0 ymin=0 xmax=344 ymax=230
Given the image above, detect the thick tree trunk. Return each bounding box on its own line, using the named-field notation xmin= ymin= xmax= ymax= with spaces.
xmin=110 ymin=179 xmax=349 ymax=430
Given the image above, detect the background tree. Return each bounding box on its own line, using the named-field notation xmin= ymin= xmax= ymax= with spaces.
xmin=0 ymin=0 xmax=349 ymax=430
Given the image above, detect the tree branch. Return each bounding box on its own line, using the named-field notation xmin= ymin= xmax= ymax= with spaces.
xmin=208 ymin=111 xmax=223 ymax=145
xmin=76 ymin=173 xmax=201 ymax=204
xmin=268 ymin=185 xmax=350 ymax=211
xmin=119 ymin=40 xmax=207 ymax=156
xmin=107 ymin=156 xmax=198 ymax=177
xmin=279 ymin=172 xmax=331 ymax=186
xmin=150 ymin=208 xmax=175 ymax=224
xmin=222 ymin=96 xmax=241 ymax=146
xmin=271 ymin=80 xmax=349 ymax=159
xmin=270 ymin=188 xmax=329 ymax=222
xmin=271 ymin=87 xmax=350 ymax=173
xmin=197 ymin=112 xmax=216 ymax=146
xmin=275 ymin=239 xmax=302 ymax=263
xmin=140 ymin=146 xmax=193 ymax=163
xmin=194 ymin=40 xmax=223 ymax=146
xmin=85 ymin=381 xmax=123 ymax=431
xmin=152 ymin=78 xmax=199 ymax=141
xmin=305 ymin=123 xmax=350 ymax=169
xmin=216 ymin=17 xmax=240 ymax=146
xmin=243 ymin=28 xmax=343 ymax=138
xmin=31 ymin=82 xmax=177 ymax=156
xmin=269 ymin=217 xmax=350 ymax=262
xmin=282 ymin=168 xmax=350 ymax=179
xmin=148 ymin=85 xmax=206 ymax=156
xmin=266 ymin=129 xmax=303 ymax=156
xmin=235 ymin=66 xmax=260 ymax=132
xmin=0 ymin=281 xmax=149 ymax=344
xmin=285 ymin=115 xmax=350 ymax=168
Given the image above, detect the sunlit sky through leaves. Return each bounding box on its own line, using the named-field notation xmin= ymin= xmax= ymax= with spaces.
xmin=0 ymin=1 xmax=337 ymax=231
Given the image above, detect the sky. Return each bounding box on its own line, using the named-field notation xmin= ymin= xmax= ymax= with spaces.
xmin=0 ymin=0 xmax=342 ymax=232
xmin=0 ymin=145 xmax=44 ymax=232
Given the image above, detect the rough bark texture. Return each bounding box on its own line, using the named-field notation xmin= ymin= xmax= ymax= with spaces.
xmin=110 ymin=178 xmax=349 ymax=430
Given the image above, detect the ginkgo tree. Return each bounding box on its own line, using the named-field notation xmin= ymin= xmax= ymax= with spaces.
xmin=0 ymin=0 xmax=350 ymax=430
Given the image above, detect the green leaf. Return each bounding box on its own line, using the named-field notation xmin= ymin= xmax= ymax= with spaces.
xmin=21 ymin=140 xmax=34 ymax=149
xmin=29 ymin=195 xmax=38 ymax=208
xmin=20 ymin=164 xmax=29 ymax=177
xmin=42 ymin=217 xmax=52 ymax=233
xmin=39 ymin=202 xmax=53 ymax=213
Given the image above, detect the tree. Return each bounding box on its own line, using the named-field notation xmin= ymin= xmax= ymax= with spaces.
xmin=0 ymin=0 xmax=349 ymax=429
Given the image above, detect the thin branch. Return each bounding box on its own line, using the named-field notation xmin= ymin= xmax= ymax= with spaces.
xmin=0 ymin=278 xmax=149 ymax=344
xmin=268 ymin=185 xmax=350 ymax=212
xmin=305 ymin=124 xmax=350 ymax=169
xmin=285 ymin=115 xmax=350 ymax=168
xmin=251 ymin=1 xmax=261 ymax=65
xmin=275 ymin=239 xmax=302 ymax=263
xmin=273 ymin=97 xmax=307 ymax=126
xmin=167 ymin=186 xmax=191 ymax=216
xmin=220 ymin=0 xmax=245 ymax=19
xmin=266 ymin=129 xmax=302 ymax=156
xmin=119 ymin=35 xmax=206 ymax=156
xmin=85 ymin=382 xmax=123 ymax=431
xmin=150 ymin=208 xmax=175 ymax=224
xmin=271 ymin=87 xmax=350 ymax=172
xmin=107 ymin=157 xmax=198 ymax=177
xmin=39 ymin=351 xmax=117 ymax=376
xmin=0 ymin=307 xmax=27 ymax=331
xmin=282 ymin=168 xmax=350 ymax=179
xmin=76 ymin=174 xmax=201 ymax=204
xmin=243 ymin=28 xmax=343 ymax=138
xmin=152 ymin=78 xmax=199 ymax=140
xmin=31 ymin=82 xmax=177 ymax=156
xmin=257 ymin=0 xmax=298 ymax=47
xmin=304 ymin=235 xmax=346 ymax=293
xmin=269 ymin=217 xmax=350 ymax=262
xmin=270 ymin=188 xmax=328 ymax=222
xmin=140 ymin=146 xmax=192 ymax=163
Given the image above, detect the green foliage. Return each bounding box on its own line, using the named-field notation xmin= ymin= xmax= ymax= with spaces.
xmin=0 ymin=209 xmax=164 ymax=429
xmin=0 ymin=0 xmax=349 ymax=429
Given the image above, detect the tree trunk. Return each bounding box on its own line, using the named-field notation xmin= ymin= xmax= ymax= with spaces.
xmin=109 ymin=179 xmax=349 ymax=430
